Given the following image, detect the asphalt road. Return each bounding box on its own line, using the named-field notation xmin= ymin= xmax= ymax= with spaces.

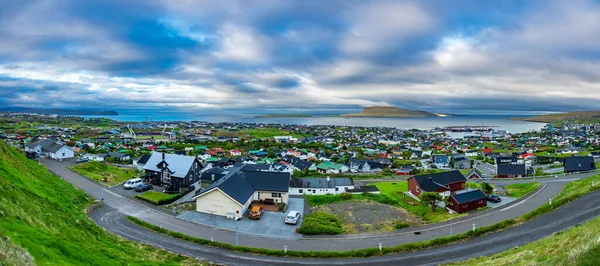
xmin=91 ymin=189 xmax=600 ymax=266
xmin=41 ymin=158 xmax=600 ymax=264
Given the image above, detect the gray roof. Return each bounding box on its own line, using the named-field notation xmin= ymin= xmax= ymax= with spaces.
xmin=290 ymin=177 xmax=354 ymax=189
xmin=143 ymin=152 xmax=198 ymax=178
xmin=107 ymin=152 xmax=129 ymax=158
xmin=25 ymin=142 xmax=41 ymax=149
xmin=564 ymin=156 xmax=595 ymax=172
xmin=197 ymin=169 xmax=290 ymax=204
xmin=412 ymin=170 xmax=466 ymax=192
xmin=452 ymin=189 xmax=487 ymax=204
xmin=496 ymin=164 xmax=527 ymax=175
xmin=45 ymin=143 xmax=67 ymax=153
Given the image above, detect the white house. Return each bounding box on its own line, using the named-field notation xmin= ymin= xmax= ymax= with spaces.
xmin=193 ymin=169 xmax=290 ymax=219
xmin=84 ymin=154 xmax=105 ymax=162
xmin=25 ymin=139 xmax=74 ymax=160
xmin=230 ymin=149 xmax=242 ymax=156
xmin=289 ymin=177 xmax=355 ymax=195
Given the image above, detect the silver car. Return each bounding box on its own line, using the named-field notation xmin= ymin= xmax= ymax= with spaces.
xmin=285 ymin=211 xmax=300 ymax=225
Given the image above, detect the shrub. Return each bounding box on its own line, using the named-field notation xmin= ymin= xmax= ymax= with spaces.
xmin=278 ymin=202 xmax=286 ymax=212
xmin=340 ymin=192 xmax=352 ymax=200
xmin=298 ymin=212 xmax=343 ymax=235
xmin=394 ymin=222 xmax=411 ymax=230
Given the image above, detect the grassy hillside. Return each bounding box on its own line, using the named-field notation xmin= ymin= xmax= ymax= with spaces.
xmin=69 ymin=161 xmax=138 ymax=187
xmin=513 ymin=111 xmax=600 ymax=123
xmin=0 ymin=142 xmax=201 ymax=265
xmin=342 ymin=106 xmax=438 ymax=117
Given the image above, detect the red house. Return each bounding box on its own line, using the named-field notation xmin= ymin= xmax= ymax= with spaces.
xmin=447 ymin=189 xmax=487 ymax=213
xmin=408 ymin=170 xmax=467 ymax=198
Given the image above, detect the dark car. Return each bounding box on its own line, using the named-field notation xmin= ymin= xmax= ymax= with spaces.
xmin=487 ymin=194 xmax=501 ymax=203
xmin=135 ymin=183 xmax=153 ymax=192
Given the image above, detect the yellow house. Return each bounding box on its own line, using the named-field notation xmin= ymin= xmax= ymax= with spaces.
xmin=193 ymin=170 xmax=290 ymax=219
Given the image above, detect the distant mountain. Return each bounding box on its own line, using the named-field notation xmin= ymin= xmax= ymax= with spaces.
xmin=341 ymin=106 xmax=449 ymax=118
xmin=513 ymin=111 xmax=600 ymax=123
xmin=0 ymin=107 xmax=118 ymax=116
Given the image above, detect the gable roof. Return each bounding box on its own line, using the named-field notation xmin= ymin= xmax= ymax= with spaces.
xmin=143 ymin=152 xmax=198 ymax=178
xmin=434 ymin=155 xmax=450 ymax=164
xmin=564 ymin=156 xmax=595 ymax=172
xmin=452 ymin=189 xmax=487 ymax=204
xmin=137 ymin=154 xmax=151 ymax=165
xmin=293 ymin=159 xmax=314 ymax=171
xmin=496 ymin=164 xmax=527 ymax=175
xmin=195 ymin=169 xmax=290 ymax=204
xmin=411 ymin=170 xmax=466 ymax=192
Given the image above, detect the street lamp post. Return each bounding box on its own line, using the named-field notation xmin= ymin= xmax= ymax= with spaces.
xmin=449 ymin=210 xmax=453 ymax=236
xmin=235 ymin=218 xmax=239 ymax=246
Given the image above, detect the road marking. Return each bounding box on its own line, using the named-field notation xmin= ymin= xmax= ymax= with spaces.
xmin=500 ymin=183 xmax=547 ymax=211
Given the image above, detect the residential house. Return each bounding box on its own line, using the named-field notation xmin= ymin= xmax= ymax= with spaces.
xmin=396 ymin=165 xmax=416 ymax=176
xmin=495 ymin=164 xmax=527 ymax=178
xmin=316 ymin=161 xmax=348 ymax=174
xmin=104 ymin=152 xmax=131 ymax=162
xmin=292 ymin=159 xmax=317 ymax=172
xmin=230 ymin=149 xmax=242 ymax=156
xmin=447 ymin=189 xmax=487 ymax=214
xmin=289 ymin=177 xmax=356 ymax=195
xmin=143 ymin=152 xmax=204 ymax=193
xmin=193 ymin=169 xmax=290 ymax=219
xmin=564 ymin=156 xmax=596 ymax=173
xmin=134 ymin=154 xmax=151 ymax=171
xmin=433 ymin=155 xmax=451 ymax=169
xmin=408 ymin=170 xmax=467 ymax=198
xmin=453 ymin=156 xmax=471 ymax=169
xmin=466 ymin=168 xmax=485 ymax=179
xmin=25 ymin=138 xmax=74 ymax=160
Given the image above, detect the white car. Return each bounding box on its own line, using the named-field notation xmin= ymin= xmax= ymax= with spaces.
xmin=285 ymin=211 xmax=300 ymax=225
xmin=124 ymin=178 xmax=143 ymax=189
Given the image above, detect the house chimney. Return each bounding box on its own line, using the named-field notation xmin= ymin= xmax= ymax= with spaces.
xmin=162 ymin=152 xmax=165 ymax=160
xmin=327 ymin=176 xmax=330 ymax=182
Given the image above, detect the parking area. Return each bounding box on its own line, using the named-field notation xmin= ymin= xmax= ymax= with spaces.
xmin=177 ymin=198 xmax=304 ymax=239
xmin=487 ymin=196 xmax=516 ymax=208
xmin=109 ymin=182 xmax=167 ymax=199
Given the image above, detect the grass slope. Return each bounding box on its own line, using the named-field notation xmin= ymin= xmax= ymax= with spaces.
xmin=69 ymin=161 xmax=138 ymax=187
xmin=452 ymin=175 xmax=600 ymax=265
xmin=0 ymin=142 xmax=201 ymax=265
xmin=504 ymin=182 xmax=540 ymax=198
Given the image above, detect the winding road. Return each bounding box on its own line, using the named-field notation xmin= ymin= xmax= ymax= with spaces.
xmin=43 ymin=158 xmax=600 ymax=265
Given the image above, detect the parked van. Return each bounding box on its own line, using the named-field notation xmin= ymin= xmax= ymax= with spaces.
xmin=124 ymin=178 xmax=143 ymax=189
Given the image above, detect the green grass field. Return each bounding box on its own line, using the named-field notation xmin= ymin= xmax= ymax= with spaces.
xmin=0 ymin=142 xmax=201 ymax=265
xmin=504 ymin=182 xmax=540 ymax=198
xmin=135 ymin=191 xmax=180 ymax=205
xmin=69 ymin=161 xmax=138 ymax=186
xmin=373 ymin=181 xmax=466 ymax=223
xmin=245 ymin=128 xmax=305 ymax=138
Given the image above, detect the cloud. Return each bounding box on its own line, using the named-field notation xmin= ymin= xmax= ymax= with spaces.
xmin=0 ymin=0 xmax=600 ymax=114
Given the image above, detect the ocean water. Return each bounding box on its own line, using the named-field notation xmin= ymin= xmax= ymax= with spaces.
xmin=80 ymin=110 xmax=547 ymax=133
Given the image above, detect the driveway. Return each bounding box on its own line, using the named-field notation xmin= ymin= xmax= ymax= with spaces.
xmin=109 ymin=183 xmax=168 ymax=199
xmin=177 ymin=198 xmax=304 ymax=239
xmin=486 ymin=196 xmax=516 ymax=208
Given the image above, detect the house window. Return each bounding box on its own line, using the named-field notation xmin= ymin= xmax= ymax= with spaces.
xmin=162 ymin=171 xmax=171 ymax=184
xmin=335 ymin=187 xmax=339 ymax=191
xmin=478 ymin=200 xmax=483 ymax=204
xmin=62 ymin=153 xmax=65 ymax=156
xmin=462 ymin=204 xmax=468 ymax=208
xmin=299 ymin=189 xmax=303 ymax=193
xmin=416 ymin=186 xmax=420 ymax=193
xmin=271 ymin=192 xmax=281 ymax=198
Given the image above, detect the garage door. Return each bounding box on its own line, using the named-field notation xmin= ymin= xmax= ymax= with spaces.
xmin=196 ymin=189 xmax=240 ymax=217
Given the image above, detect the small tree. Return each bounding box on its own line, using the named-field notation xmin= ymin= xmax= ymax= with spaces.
xmin=481 ymin=182 xmax=494 ymax=195
xmin=419 ymin=192 xmax=443 ymax=211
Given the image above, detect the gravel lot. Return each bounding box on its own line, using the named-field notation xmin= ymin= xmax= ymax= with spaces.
xmin=314 ymin=200 xmax=422 ymax=234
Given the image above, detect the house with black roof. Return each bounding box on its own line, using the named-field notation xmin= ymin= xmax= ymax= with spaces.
xmin=447 ymin=189 xmax=487 ymax=213
xmin=289 ymin=177 xmax=356 ymax=195
xmin=564 ymin=156 xmax=596 ymax=173
xmin=134 ymin=154 xmax=151 ymax=170
xmin=143 ymin=152 xmax=203 ymax=194
xmin=495 ymin=164 xmax=527 ymax=178
xmin=408 ymin=170 xmax=467 ymax=198
xmin=292 ymin=159 xmax=317 ymax=172
xmin=192 ymin=168 xmax=290 ymax=219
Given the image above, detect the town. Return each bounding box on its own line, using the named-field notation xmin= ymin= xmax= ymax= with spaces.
xmin=2 ymin=111 xmax=599 ymax=238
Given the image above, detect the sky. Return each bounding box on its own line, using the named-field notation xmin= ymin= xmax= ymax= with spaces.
xmin=1 ymin=0 xmax=600 ymax=114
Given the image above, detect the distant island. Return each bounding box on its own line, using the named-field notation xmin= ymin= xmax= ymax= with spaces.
xmin=0 ymin=107 xmax=119 ymax=116
xmin=341 ymin=106 xmax=451 ymax=118
xmin=255 ymin=114 xmax=312 ymax=118
xmin=513 ymin=111 xmax=600 ymax=123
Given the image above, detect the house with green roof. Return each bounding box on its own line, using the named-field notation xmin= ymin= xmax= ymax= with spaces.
xmin=316 ymin=161 xmax=348 ymax=174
